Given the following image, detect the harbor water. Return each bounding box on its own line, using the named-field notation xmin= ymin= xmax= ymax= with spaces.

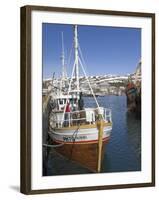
xmin=44 ymin=95 xmax=141 ymax=176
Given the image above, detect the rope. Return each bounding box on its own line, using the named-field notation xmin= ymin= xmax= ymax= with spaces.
xmin=43 ymin=143 xmax=64 ymax=148
xmin=78 ymin=43 xmax=100 ymax=109
xmin=69 ymin=123 xmax=80 ymax=159
xmin=61 ymin=60 xmax=76 ymax=124
xmin=79 ymin=44 xmax=89 ymax=76
xmin=78 ymin=57 xmax=100 ymax=110
xmin=67 ymin=42 xmax=73 ymax=70
xmin=47 ymin=122 xmax=79 ymax=153
xmin=78 ymin=52 xmax=105 ymax=120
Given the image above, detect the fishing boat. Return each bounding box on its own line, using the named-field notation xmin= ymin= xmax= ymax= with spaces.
xmin=125 ymin=60 xmax=141 ymax=115
xmin=49 ymin=25 xmax=112 ymax=172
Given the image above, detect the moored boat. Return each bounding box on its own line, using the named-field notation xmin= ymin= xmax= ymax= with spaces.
xmin=49 ymin=25 xmax=112 ymax=172
xmin=125 ymin=61 xmax=141 ymax=116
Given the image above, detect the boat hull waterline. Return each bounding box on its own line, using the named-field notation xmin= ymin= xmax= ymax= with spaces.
xmin=49 ymin=124 xmax=112 ymax=144
xmin=49 ymin=123 xmax=112 ymax=172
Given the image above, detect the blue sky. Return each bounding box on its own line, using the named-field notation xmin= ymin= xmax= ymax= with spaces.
xmin=42 ymin=23 xmax=141 ymax=79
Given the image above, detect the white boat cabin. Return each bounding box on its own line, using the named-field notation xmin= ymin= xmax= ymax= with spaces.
xmin=49 ymin=94 xmax=112 ymax=129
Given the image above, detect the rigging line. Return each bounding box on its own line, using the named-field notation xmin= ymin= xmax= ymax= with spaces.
xmin=79 ymin=43 xmax=99 ymax=103
xmin=43 ymin=143 xmax=64 ymax=148
xmin=69 ymin=123 xmax=81 ymax=160
xmin=78 ymin=57 xmax=100 ymax=110
xmin=61 ymin=60 xmax=76 ymax=124
xmin=66 ymin=42 xmax=74 ymax=72
xmin=78 ymin=44 xmax=89 ymax=77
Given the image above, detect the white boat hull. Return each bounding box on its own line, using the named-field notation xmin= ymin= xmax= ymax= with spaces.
xmin=49 ymin=125 xmax=112 ymax=144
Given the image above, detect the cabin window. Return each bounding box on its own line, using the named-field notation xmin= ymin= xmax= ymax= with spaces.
xmin=59 ymin=99 xmax=63 ymax=104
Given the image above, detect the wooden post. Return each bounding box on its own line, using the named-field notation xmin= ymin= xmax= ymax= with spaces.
xmin=97 ymin=117 xmax=104 ymax=172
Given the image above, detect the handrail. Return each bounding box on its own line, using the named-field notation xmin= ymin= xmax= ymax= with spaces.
xmin=66 ymin=107 xmax=111 ymax=114
xmin=50 ymin=107 xmax=112 ymax=128
xmin=51 ymin=118 xmax=86 ymax=122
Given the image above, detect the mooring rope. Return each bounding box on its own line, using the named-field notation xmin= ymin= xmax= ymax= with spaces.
xmin=69 ymin=122 xmax=81 ymax=160
xmin=43 ymin=143 xmax=64 ymax=148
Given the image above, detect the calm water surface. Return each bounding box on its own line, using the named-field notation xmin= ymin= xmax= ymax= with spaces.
xmin=90 ymin=95 xmax=141 ymax=172
xmin=46 ymin=95 xmax=141 ymax=175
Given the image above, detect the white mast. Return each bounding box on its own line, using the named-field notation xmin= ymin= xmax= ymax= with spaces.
xmin=59 ymin=32 xmax=67 ymax=94
xmin=74 ymin=25 xmax=80 ymax=93
xmin=61 ymin=32 xmax=67 ymax=80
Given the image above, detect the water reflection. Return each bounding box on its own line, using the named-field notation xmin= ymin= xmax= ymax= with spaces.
xmin=90 ymin=95 xmax=141 ymax=173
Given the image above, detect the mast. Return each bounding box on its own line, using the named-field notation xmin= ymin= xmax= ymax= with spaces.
xmin=60 ymin=32 xmax=67 ymax=94
xmin=61 ymin=32 xmax=65 ymax=80
xmin=74 ymin=25 xmax=80 ymax=93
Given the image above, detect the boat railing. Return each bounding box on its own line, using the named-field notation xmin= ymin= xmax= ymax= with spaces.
xmin=104 ymin=108 xmax=112 ymax=124
xmin=50 ymin=107 xmax=112 ymax=128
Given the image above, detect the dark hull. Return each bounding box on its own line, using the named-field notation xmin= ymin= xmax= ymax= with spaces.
xmin=126 ymin=85 xmax=141 ymax=117
xmin=53 ymin=138 xmax=109 ymax=172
